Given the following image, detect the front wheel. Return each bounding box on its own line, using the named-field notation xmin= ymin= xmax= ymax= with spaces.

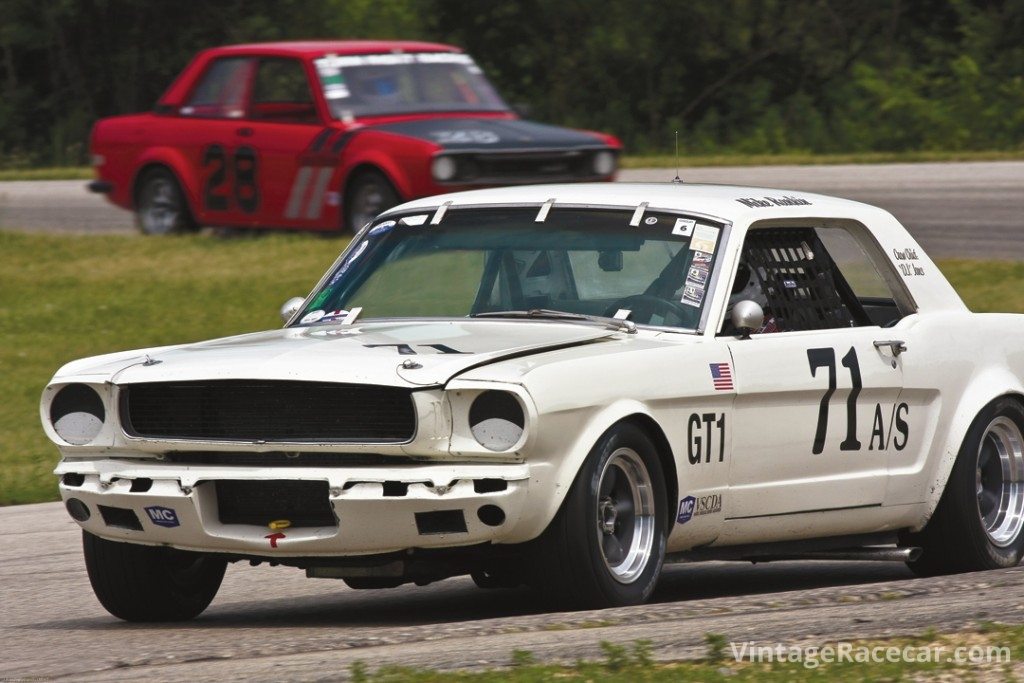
xmin=344 ymin=170 xmax=399 ymax=234
xmin=135 ymin=168 xmax=197 ymax=235
xmin=83 ymin=531 xmax=226 ymax=621
xmin=528 ymin=423 xmax=667 ymax=608
xmin=905 ymin=397 xmax=1024 ymax=576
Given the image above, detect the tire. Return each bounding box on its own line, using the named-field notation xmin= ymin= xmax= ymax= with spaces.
xmin=344 ymin=170 xmax=399 ymax=235
xmin=135 ymin=168 xmax=197 ymax=235
xmin=528 ymin=422 xmax=668 ymax=608
xmin=82 ymin=531 xmax=226 ymax=621
xmin=904 ymin=397 xmax=1024 ymax=576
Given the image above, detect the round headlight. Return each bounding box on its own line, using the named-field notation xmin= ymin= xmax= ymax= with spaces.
xmin=469 ymin=391 xmax=525 ymax=451
xmin=431 ymin=156 xmax=457 ymax=182
xmin=592 ymin=150 xmax=616 ymax=176
xmin=50 ymin=383 xmax=105 ymax=445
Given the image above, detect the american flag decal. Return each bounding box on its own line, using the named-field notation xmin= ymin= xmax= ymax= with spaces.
xmin=709 ymin=362 xmax=734 ymax=391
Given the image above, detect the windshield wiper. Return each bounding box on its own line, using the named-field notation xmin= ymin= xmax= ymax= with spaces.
xmin=471 ymin=308 xmax=636 ymax=334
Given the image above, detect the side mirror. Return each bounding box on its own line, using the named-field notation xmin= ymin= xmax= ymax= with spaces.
xmin=730 ymin=300 xmax=764 ymax=339
xmin=280 ymin=296 xmax=305 ymax=324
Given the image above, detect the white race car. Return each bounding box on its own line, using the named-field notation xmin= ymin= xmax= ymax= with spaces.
xmin=43 ymin=183 xmax=1024 ymax=620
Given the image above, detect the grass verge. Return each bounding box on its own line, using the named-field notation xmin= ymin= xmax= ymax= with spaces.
xmin=622 ymin=149 xmax=1024 ymax=168
xmin=0 ymin=167 xmax=94 ymax=181
xmin=2 ymin=150 xmax=1023 ymax=182
xmin=1 ymin=232 xmax=1022 ymax=504
xmin=344 ymin=623 xmax=1024 ymax=680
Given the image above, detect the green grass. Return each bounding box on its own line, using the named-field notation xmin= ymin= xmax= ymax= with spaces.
xmin=0 ymin=166 xmax=93 ymax=181
xmin=0 ymin=231 xmax=346 ymax=504
xmin=2 ymin=149 xmax=1023 ymax=182
xmin=622 ymin=149 xmax=1024 ymax=169
xmin=345 ymin=624 xmax=1024 ymax=680
xmin=0 ymin=232 xmax=1022 ymax=505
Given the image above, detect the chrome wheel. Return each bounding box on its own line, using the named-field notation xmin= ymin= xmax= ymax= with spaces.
xmin=976 ymin=416 xmax=1024 ymax=547
xmin=596 ymin=447 xmax=656 ymax=584
xmin=139 ymin=176 xmax=182 ymax=235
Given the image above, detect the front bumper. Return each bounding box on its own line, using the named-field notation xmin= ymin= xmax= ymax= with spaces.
xmin=56 ymin=459 xmax=530 ymax=558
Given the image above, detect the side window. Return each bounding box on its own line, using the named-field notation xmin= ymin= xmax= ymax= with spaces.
xmin=182 ymin=58 xmax=251 ymax=118
xmin=250 ymin=58 xmax=317 ymax=122
xmin=724 ymin=226 xmax=905 ymax=334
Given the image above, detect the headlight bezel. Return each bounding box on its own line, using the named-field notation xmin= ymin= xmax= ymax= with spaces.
xmin=446 ymin=383 xmax=535 ymax=458
xmin=431 ymin=155 xmax=458 ymax=182
xmin=42 ymin=381 xmax=113 ymax=447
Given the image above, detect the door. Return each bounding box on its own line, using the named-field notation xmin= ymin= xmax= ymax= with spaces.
xmin=176 ymin=56 xmax=258 ymax=227
xmin=722 ymin=225 xmax=915 ymax=519
xmin=243 ymin=57 xmax=340 ymax=229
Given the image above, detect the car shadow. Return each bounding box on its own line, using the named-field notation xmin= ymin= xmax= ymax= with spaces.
xmin=29 ymin=560 xmax=917 ymax=631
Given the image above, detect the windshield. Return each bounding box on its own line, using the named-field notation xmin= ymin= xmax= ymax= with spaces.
xmin=296 ymin=207 xmax=725 ymax=332
xmin=313 ymin=52 xmax=508 ymax=118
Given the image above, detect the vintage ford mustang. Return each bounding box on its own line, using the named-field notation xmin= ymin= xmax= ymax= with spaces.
xmin=43 ymin=183 xmax=1024 ymax=620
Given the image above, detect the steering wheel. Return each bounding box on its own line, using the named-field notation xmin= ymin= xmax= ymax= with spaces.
xmin=604 ymin=294 xmax=695 ymax=327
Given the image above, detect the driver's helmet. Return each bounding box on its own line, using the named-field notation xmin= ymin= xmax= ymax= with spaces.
xmin=727 ymin=262 xmax=768 ymax=311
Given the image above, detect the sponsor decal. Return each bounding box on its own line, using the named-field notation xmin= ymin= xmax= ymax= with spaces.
xmin=300 ymin=310 xmax=326 ymax=324
xmin=320 ymin=309 xmax=350 ymax=321
xmin=144 ymin=506 xmax=180 ymax=528
xmin=735 ymin=195 xmax=813 ymax=208
xmin=681 ymin=283 xmax=705 ymax=308
xmin=677 ymin=493 xmax=723 ymax=524
xmin=368 ymin=220 xmax=396 ymax=236
xmin=782 ymin=278 xmax=798 ymax=289
xmin=689 ymin=225 xmax=720 ymax=254
xmin=709 ymin=362 xmax=734 ymax=391
xmin=644 ymin=216 xmax=659 ymax=225
xmin=893 ymin=247 xmax=925 ymax=276
xmin=672 ymin=218 xmax=695 ymax=236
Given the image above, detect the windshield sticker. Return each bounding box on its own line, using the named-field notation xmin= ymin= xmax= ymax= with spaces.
xmin=681 ymin=283 xmax=706 ymax=308
xmin=690 ymin=225 xmax=719 ymax=253
xmin=672 ymin=218 xmax=695 ymax=236
xmin=687 ymin=263 xmax=709 ymax=287
xmin=691 ymin=250 xmax=713 ymax=264
xmin=643 ymin=216 xmax=658 ymax=225
xmin=300 ymin=310 xmax=326 ymax=324
xmin=320 ymin=309 xmax=349 ymax=321
xmin=368 ymin=220 xmax=396 ymax=236
xmin=400 ymin=214 xmax=429 ymax=226
xmin=315 ymin=53 xmax=473 ymax=70
xmin=308 ymin=290 xmax=331 ymax=309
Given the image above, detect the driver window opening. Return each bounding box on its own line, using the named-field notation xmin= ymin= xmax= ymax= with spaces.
xmin=721 ymin=225 xmax=906 ymax=336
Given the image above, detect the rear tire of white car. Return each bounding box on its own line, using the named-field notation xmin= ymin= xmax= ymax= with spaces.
xmin=529 ymin=423 xmax=667 ymax=608
xmin=344 ymin=170 xmax=399 ymax=235
xmin=82 ymin=531 xmax=226 ymax=621
xmin=904 ymin=397 xmax=1024 ymax=576
xmin=135 ymin=167 xmax=198 ymax=235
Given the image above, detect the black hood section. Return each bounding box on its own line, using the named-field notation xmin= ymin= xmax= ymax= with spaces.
xmin=371 ymin=118 xmax=607 ymax=152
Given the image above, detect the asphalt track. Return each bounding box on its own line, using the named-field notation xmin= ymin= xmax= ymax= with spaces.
xmin=0 ymin=161 xmax=1021 ymax=258
xmin=4 ymin=502 xmax=1024 ymax=681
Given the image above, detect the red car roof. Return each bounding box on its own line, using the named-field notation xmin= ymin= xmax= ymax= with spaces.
xmin=208 ymin=40 xmax=462 ymax=58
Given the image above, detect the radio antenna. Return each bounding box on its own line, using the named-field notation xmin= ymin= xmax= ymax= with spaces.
xmin=672 ymin=130 xmax=683 ymax=184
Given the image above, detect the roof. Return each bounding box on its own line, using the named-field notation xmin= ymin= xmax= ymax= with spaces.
xmin=388 ymin=182 xmax=892 ymax=224
xmin=207 ymin=41 xmax=460 ymax=59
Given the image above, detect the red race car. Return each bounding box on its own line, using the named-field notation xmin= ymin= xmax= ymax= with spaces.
xmin=88 ymin=41 xmax=622 ymax=235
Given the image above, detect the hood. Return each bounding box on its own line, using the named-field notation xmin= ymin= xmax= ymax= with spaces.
xmin=90 ymin=320 xmax=615 ymax=388
xmin=370 ymin=117 xmax=608 ymax=152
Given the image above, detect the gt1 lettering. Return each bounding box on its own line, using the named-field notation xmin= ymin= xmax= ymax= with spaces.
xmin=687 ymin=412 xmax=726 ymax=464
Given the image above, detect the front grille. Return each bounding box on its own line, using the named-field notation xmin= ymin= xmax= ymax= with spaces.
xmin=215 ymin=480 xmax=336 ymax=527
xmin=120 ymin=380 xmax=416 ymax=442
xmin=451 ymin=151 xmax=605 ymax=185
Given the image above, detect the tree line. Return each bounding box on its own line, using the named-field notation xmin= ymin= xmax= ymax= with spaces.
xmin=0 ymin=0 xmax=1021 ymax=166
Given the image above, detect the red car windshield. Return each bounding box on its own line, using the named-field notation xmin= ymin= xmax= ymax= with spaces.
xmin=313 ymin=52 xmax=508 ymax=118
